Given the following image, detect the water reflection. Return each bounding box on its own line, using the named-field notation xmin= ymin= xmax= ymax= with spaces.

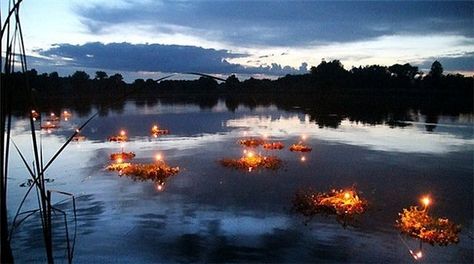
xmin=7 ymin=100 xmax=473 ymax=263
xmin=226 ymin=115 xmax=474 ymax=154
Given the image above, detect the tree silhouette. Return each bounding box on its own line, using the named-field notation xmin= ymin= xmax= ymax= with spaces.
xmin=71 ymin=71 xmax=90 ymax=81
xmin=225 ymin=74 xmax=240 ymax=89
xmin=429 ymin=61 xmax=443 ymax=78
xmin=95 ymin=71 xmax=108 ymax=80
xmin=388 ymin=63 xmax=419 ymax=80
xmin=310 ymin=60 xmax=349 ymax=88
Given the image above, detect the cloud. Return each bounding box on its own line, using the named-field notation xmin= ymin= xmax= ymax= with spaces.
xmin=418 ymin=52 xmax=474 ymax=72
xmin=76 ymin=1 xmax=473 ymax=47
xmin=36 ymin=42 xmax=308 ymax=75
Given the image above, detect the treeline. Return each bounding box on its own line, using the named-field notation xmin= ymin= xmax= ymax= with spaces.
xmin=4 ymin=60 xmax=473 ymax=128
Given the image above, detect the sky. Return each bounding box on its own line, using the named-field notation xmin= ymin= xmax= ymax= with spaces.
xmin=8 ymin=0 xmax=474 ymax=80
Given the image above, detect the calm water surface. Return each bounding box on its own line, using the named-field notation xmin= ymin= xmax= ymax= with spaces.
xmin=7 ymin=101 xmax=473 ymax=263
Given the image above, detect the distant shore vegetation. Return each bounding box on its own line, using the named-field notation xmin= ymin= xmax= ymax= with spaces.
xmin=5 ymin=60 xmax=473 ymax=129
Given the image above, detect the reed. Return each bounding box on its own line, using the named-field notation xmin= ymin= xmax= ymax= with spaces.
xmin=1 ymin=3 xmax=174 ymax=262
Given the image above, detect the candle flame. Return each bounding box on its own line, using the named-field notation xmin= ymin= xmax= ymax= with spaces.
xmin=300 ymin=156 xmax=306 ymax=162
xmin=155 ymin=154 xmax=162 ymax=161
xmin=301 ymin=134 xmax=307 ymax=140
xmin=50 ymin=112 xmax=55 ymax=117
xmin=247 ymin=152 xmax=254 ymax=158
xmin=155 ymin=182 xmax=164 ymax=191
xmin=344 ymin=192 xmax=351 ymax=200
xmin=116 ymin=157 xmax=123 ymax=164
xmin=421 ymin=196 xmax=431 ymax=207
xmin=120 ymin=130 xmax=126 ymax=136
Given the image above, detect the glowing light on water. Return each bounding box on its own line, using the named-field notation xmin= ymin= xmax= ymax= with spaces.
xmin=344 ymin=192 xmax=351 ymax=200
xmin=409 ymin=250 xmax=423 ymax=260
xmin=155 ymin=154 xmax=163 ymax=161
xmin=421 ymin=195 xmax=431 ymax=209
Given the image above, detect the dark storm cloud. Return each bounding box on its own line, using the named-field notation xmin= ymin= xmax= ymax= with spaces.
xmin=37 ymin=42 xmax=308 ymax=75
xmin=420 ymin=52 xmax=474 ymax=72
xmin=76 ymin=1 xmax=473 ymax=46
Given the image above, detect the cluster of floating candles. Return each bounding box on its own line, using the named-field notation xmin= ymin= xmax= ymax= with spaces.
xmin=220 ymin=151 xmax=282 ymax=172
xmin=292 ymin=188 xmax=368 ymax=225
xmin=239 ymin=135 xmax=312 ymax=152
xmin=32 ymin=110 xmax=73 ymax=131
xmin=238 ymin=138 xmax=265 ymax=148
xmin=110 ymin=151 xmax=136 ymax=161
xmin=108 ymin=130 xmax=128 ymax=142
xmin=223 ymin=134 xmax=312 ymax=171
xmin=46 ymin=112 xmax=60 ymax=122
xmin=105 ymin=126 xmax=176 ymax=191
xmin=289 ymin=143 xmax=312 ymax=152
xmin=62 ymin=110 xmax=71 ymax=121
xmin=106 ymin=153 xmax=179 ymax=184
xmin=151 ymin=125 xmax=169 ymax=137
xmin=397 ymin=196 xmax=461 ymax=246
xmin=40 ymin=121 xmax=59 ymax=130
xmin=262 ymin=142 xmax=285 ymax=150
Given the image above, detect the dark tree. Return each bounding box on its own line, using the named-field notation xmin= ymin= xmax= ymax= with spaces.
xmin=95 ymin=71 xmax=108 ymax=80
xmin=388 ymin=63 xmax=419 ymax=80
xmin=71 ymin=71 xmax=90 ymax=81
xmin=310 ymin=60 xmax=349 ymax=88
xmin=225 ymin=74 xmax=240 ymax=89
xmin=110 ymin=73 xmax=123 ymax=83
xmin=429 ymin=61 xmax=443 ymax=78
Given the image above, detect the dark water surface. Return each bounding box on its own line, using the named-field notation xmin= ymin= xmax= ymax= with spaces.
xmin=7 ymin=101 xmax=473 ymax=263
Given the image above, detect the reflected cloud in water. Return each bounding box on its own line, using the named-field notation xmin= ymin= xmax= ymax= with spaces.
xmin=226 ymin=115 xmax=474 ymax=154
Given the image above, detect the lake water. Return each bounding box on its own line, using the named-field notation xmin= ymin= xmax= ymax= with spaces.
xmin=7 ymin=100 xmax=473 ymax=263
